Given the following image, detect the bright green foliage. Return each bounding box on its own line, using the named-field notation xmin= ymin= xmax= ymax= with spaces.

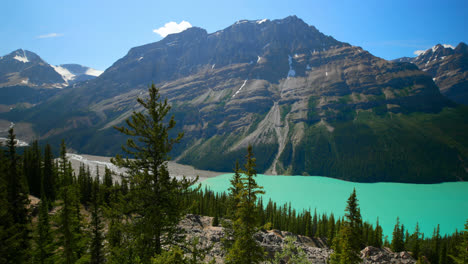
xmin=273 ymin=236 xmax=310 ymax=264
xmin=225 ymin=145 xmax=265 ymax=264
xmin=111 ymin=84 xmax=197 ymax=263
xmin=151 ymin=247 xmax=186 ymax=264
xmin=329 ymin=189 xmax=362 ymax=264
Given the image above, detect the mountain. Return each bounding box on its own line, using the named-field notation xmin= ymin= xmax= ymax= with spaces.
xmin=393 ymin=43 xmax=468 ymax=104
xmin=52 ymin=64 xmax=103 ymax=85
xmin=0 ymin=49 xmax=65 ymax=88
xmin=3 ymin=16 xmax=467 ymax=183
xmin=0 ymin=49 xmax=103 ymax=111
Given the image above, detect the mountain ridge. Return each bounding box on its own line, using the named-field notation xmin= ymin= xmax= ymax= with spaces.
xmin=393 ymin=42 xmax=468 ymax=104
xmin=2 ymin=16 xmax=467 ymax=183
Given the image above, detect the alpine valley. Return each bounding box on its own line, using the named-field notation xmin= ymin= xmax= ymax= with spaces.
xmin=2 ymin=16 xmax=467 ymax=183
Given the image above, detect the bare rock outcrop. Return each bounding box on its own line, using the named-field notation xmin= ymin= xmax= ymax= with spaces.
xmin=178 ymin=214 xmax=416 ymax=264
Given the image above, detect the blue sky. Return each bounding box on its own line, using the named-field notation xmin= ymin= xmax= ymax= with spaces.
xmin=1 ymin=0 xmax=467 ymax=71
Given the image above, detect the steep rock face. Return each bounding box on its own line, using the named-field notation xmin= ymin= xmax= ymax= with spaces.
xmin=395 ymin=43 xmax=468 ymax=104
xmin=4 ymin=16 xmax=467 ymax=183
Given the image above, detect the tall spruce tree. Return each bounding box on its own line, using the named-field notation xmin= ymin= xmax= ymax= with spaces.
xmin=42 ymin=144 xmax=57 ymax=202
xmin=4 ymin=127 xmax=31 ymax=263
xmin=24 ymin=140 xmax=42 ymax=197
xmin=0 ymin=148 xmax=18 ymax=263
xmin=33 ymin=196 xmax=54 ymax=264
xmin=55 ymin=140 xmax=89 ymax=264
xmin=225 ymin=145 xmax=265 ymax=264
xmin=90 ymin=178 xmax=104 ymax=264
xmin=111 ymin=84 xmax=197 ymax=263
xmin=392 ymin=217 xmax=405 ymax=252
xmin=451 ymin=219 xmax=468 ymax=264
xmin=329 ymin=189 xmax=362 ymax=264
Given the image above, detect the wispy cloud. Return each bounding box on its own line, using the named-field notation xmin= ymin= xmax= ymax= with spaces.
xmin=36 ymin=33 xmax=63 ymax=39
xmin=153 ymin=21 xmax=192 ymax=38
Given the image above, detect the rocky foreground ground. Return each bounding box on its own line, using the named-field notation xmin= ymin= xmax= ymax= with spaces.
xmin=178 ymin=214 xmax=416 ymax=264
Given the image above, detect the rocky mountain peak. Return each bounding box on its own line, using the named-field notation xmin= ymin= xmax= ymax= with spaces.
xmin=7 ymin=49 xmax=45 ymax=64
xmin=455 ymin=42 xmax=468 ymax=53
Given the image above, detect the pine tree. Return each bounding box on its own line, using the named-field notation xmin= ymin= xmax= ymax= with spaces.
xmin=55 ymin=140 xmax=89 ymax=264
xmin=329 ymin=189 xmax=362 ymax=264
xmin=450 ymin=219 xmax=468 ymax=264
xmin=411 ymin=223 xmax=421 ymax=259
xmin=374 ymin=218 xmax=383 ymax=248
xmin=103 ymin=166 xmax=113 ymax=205
xmin=24 ymin=140 xmax=42 ymax=197
xmin=90 ymin=178 xmax=105 ymax=264
xmin=4 ymin=127 xmax=31 ymax=263
xmin=0 ymin=148 xmax=18 ymax=263
xmin=225 ymin=145 xmax=265 ymax=264
xmin=227 ymin=161 xmax=242 ymax=218
xmin=42 ymin=144 xmax=57 ymax=202
xmin=273 ymin=236 xmax=309 ymax=264
xmin=392 ymin=217 xmax=405 ymax=252
xmin=111 ymin=84 xmax=197 ymax=262
xmin=33 ymin=196 xmax=54 ymax=264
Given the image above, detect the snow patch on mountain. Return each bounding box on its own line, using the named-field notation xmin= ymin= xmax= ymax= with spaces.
xmin=52 ymin=65 xmax=76 ymax=82
xmin=85 ymin=68 xmax=104 ymax=77
xmin=14 ymin=50 xmax=29 ymax=63
xmin=257 ymin=19 xmax=268 ymax=24
xmin=232 ymin=80 xmax=247 ymax=98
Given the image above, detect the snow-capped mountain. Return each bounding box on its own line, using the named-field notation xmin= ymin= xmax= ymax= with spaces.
xmin=8 ymin=16 xmax=467 ymax=184
xmin=0 ymin=49 xmax=104 ymax=109
xmin=0 ymin=49 xmax=65 ymax=88
xmin=394 ymin=43 xmax=468 ymax=104
xmin=52 ymin=64 xmax=103 ymax=85
xmin=0 ymin=49 xmax=103 ymax=89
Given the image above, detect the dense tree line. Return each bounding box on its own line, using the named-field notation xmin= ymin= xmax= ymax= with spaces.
xmin=1 ymin=84 xmax=467 ymax=263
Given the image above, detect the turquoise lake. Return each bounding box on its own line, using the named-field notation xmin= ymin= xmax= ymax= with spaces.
xmin=201 ymin=174 xmax=468 ymax=238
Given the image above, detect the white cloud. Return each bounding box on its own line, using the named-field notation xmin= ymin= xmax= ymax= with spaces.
xmin=153 ymin=21 xmax=192 ymax=38
xmin=36 ymin=33 xmax=63 ymax=39
xmin=414 ymin=50 xmax=426 ymax=56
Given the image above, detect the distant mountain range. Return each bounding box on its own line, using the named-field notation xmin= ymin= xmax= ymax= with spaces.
xmin=0 ymin=49 xmax=102 ymax=108
xmin=393 ymin=42 xmax=468 ymax=104
xmin=1 ymin=16 xmax=467 ymax=183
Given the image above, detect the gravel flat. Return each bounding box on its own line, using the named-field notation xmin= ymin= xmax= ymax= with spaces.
xmin=66 ymin=153 xmax=227 ymax=182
